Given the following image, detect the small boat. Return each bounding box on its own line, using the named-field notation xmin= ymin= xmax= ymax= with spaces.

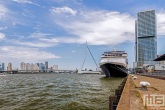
xmin=77 ymin=70 xmax=100 ymax=74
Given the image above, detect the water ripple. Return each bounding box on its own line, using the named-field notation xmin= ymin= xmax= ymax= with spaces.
xmin=0 ymin=74 xmax=124 ymax=110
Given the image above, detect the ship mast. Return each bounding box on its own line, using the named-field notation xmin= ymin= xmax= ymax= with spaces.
xmin=80 ymin=41 xmax=99 ymax=70
xmin=86 ymin=41 xmax=99 ymax=69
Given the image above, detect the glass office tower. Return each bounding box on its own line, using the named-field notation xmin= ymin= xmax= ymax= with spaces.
xmin=135 ymin=10 xmax=157 ymax=66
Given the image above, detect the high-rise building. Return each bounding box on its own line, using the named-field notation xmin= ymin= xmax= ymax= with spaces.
xmin=20 ymin=62 xmax=26 ymax=70
xmin=30 ymin=63 xmax=34 ymax=70
xmin=34 ymin=64 xmax=39 ymax=72
xmin=45 ymin=61 xmax=48 ymax=69
xmin=26 ymin=63 xmax=31 ymax=70
xmin=0 ymin=63 xmax=5 ymax=71
xmin=53 ymin=65 xmax=58 ymax=70
xmin=135 ymin=10 xmax=157 ymax=66
xmin=36 ymin=63 xmax=39 ymax=67
xmin=39 ymin=63 xmax=46 ymax=71
xmin=8 ymin=63 xmax=12 ymax=71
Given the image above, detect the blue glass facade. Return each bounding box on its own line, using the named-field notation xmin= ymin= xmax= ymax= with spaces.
xmin=135 ymin=10 xmax=157 ymax=66
xmin=0 ymin=63 xmax=5 ymax=71
xmin=137 ymin=11 xmax=156 ymax=37
xmin=138 ymin=37 xmax=156 ymax=61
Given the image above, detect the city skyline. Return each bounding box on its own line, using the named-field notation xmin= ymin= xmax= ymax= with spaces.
xmin=0 ymin=0 xmax=165 ymax=69
xmin=0 ymin=61 xmax=58 ymax=71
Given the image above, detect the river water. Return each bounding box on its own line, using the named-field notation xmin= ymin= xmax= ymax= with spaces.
xmin=0 ymin=74 xmax=124 ymax=110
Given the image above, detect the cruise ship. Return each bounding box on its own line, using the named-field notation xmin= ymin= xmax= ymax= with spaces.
xmin=99 ymin=50 xmax=128 ymax=77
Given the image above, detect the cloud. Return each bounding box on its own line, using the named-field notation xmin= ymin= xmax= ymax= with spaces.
xmin=12 ymin=0 xmax=41 ymax=6
xmin=51 ymin=6 xmax=77 ymax=16
xmin=50 ymin=8 xmax=165 ymax=45
xmin=51 ymin=0 xmax=83 ymax=6
xmin=40 ymin=38 xmax=59 ymax=43
xmin=0 ymin=5 xmax=8 ymax=19
xmin=72 ymin=50 xmax=76 ymax=53
xmin=0 ymin=46 xmax=60 ymax=62
xmin=157 ymin=12 xmax=165 ymax=36
xmin=50 ymin=9 xmax=135 ymax=45
xmin=29 ymin=32 xmax=52 ymax=38
xmin=0 ymin=3 xmax=28 ymax=26
xmin=0 ymin=26 xmax=7 ymax=30
xmin=10 ymin=40 xmax=56 ymax=48
xmin=12 ymin=0 xmax=33 ymax=4
xmin=0 ymin=33 xmax=5 ymax=40
xmin=7 ymin=32 xmax=56 ymax=47
xmin=51 ymin=0 xmax=65 ymax=2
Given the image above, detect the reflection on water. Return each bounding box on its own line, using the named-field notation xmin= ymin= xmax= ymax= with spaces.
xmin=0 ymin=74 xmax=124 ymax=110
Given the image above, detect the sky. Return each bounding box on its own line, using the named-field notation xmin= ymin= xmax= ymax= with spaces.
xmin=0 ymin=0 xmax=165 ymax=70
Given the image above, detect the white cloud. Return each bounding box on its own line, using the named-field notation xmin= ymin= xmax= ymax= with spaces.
xmin=7 ymin=32 xmax=56 ymax=47
xmin=12 ymin=0 xmax=33 ymax=4
xmin=51 ymin=0 xmax=83 ymax=6
xmin=0 ymin=26 xmax=7 ymax=30
xmin=72 ymin=50 xmax=76 ymax=53
xmin=0 ymin=33 xmax=5 ymax=40
xmin=12 ymin=0 xmax=41 ymax=6
xmin=0 ymin=46 xmax=60 ymax=62
xmin=0 ymin=3 xmax=26 ymax=26
xmin=52 ymin=0 xmax=65 ymax=2
xmin=157 ymin=12 xmax=165 ymax=36
xmin=50 ymin=10 xmax=135 ymax=45
xmin=40 ymin=38 xmax=59 ymax=43
xmin=11 ymin=40 xmax=56 ymax=48
xmin=50 ymin=9 xmax=165 ymax=45
xmin=51 ymin=6 xmax=77 ymax=16
xmin=0 ymin=5 xmax=8 ymax=19
xmin=40 ymin=37 xmax=81 ymax=44
xmin=29 ymin=32 xmax=52 ymax=38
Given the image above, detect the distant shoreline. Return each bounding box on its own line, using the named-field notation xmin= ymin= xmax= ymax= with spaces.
xmin=5 ymin=72 xmax=76 ymax=74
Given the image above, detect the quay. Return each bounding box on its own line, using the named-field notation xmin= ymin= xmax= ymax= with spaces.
xmin=116 ymin=74 xmax=165 ymax=110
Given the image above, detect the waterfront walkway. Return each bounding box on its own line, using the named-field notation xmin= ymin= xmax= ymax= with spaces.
xmin=117 ymin=74 xmax=165 ymax=110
